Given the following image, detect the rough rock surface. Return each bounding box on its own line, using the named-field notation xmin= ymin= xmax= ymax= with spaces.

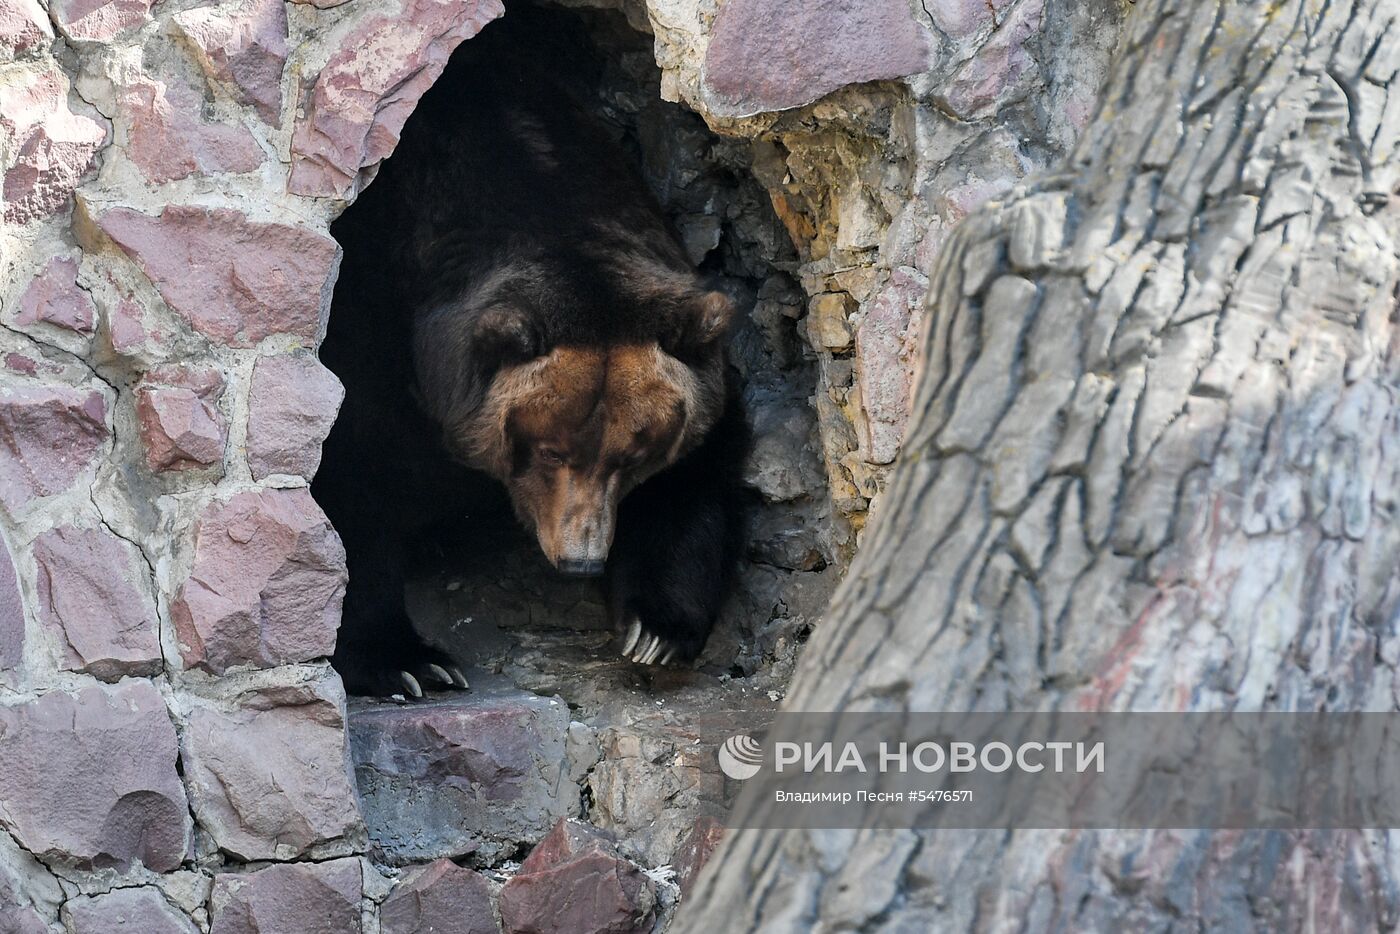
xmin=675 ymin=2 xmax=1400 ymax=929
xmin=349 ymin=684 xmax=585 ymax=864
xmin=33 ymin=524 xmax=161 ymax=679
xmin=381 ymin=859 xmax=499 ymax=934
xmin=805 ymin=292 xmax=854 ymax=351
xmin=941 ymin=0 xmax=1045 ymax=120
xmin=136 ymin=387 xmax=225 ymax=470
xmin=0 ymin=789 xmax=63 ymax=931
xmin=210 ymin=858 xmax=362 ymax=934
xmin=118 ymin=74 xmax=263 ymax=183
xmin=246 ymin=352 xmax=344 ymax=480
xmin=172 ymin=488 xmax=346 ymax=673
xmin=180 ymin=674 xmax=364 ymax=861
xmin=411 ymin=599 xmax=779 ymax=867
xmin=703 ymin=0 xmax=930 ymax=116
xmin=135 ymin=368 xmax=227 ymax=472
xmin=586 ymin=709 xmax=735 ymax=867
xmin=99 ymin=205 xmax=340 ymax=347
xmin=0 ymin=383 xmax=107 ymax=511
xmin=63 ymin=887 xmax=198 ymax=933
xmin=640 ymin=0 xmax=1119 ymax=544
xmin=854 ymin=268 xmax=928 ymax=465
xmin=0 ymin=902 xmax=48 ymax=934
xmin=0 ymin=0 xmax=52 ymax=57
xmin=672 ymin=817 xmax=724 ymax=896
xmin=0 ymin=680 xmax=190 ymax=870
xmin=0 ymin=65 xmax=106 ymax=223
xmin=0 ymin=899 xmax=53 ymax=930
xmin=13 ymin=256 xmax=96 ymax=334
xmin=288 ymin=0 xmax=503 ymax=197
xmin=0 ymin=536 xmax=23 ymax=672
xmin=173 ymin=0 xmax=289 ymax=125
xmin=498 ymin=819 xmax=657 ymax=934
xmin=50 ymin=0 xmax=153 ymax=42
xmin=106 ymin=290 xmax=157 ymax=355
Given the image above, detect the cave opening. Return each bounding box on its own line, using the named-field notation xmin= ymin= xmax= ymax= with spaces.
xmin=315 ymin=1 xmax=838 ymax=710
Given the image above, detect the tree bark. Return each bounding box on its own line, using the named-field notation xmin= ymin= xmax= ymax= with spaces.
xmin=677 ymin=0 xmax=1400 ymax=929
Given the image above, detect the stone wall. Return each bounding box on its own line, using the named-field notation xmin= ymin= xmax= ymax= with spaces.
xmin=0 ymin=0 xmax=1122 ymax=930
xmin=638 ymin=0 xmax=1127 ymax=547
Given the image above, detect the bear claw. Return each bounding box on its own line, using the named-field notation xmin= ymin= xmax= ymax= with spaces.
xmin=622 ymin=621 xmax=643 ymax=656
xmin=621 ymin=622 xmax=682 ymax=666
xmin=399 ymin=665 xmax=469 ymax=698
xmin=642 ymin=638 xmax=663 ymax=665
xmin=400 ymin=671 xmax=424 ymax=698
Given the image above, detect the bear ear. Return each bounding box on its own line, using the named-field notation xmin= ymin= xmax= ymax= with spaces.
xmin=414 ymin=301 xmax=541 ymax=422
xmin=473 ymin=303 xmax=541 ymax=365
xmin=663 ymin=290 xmax=736 ymax=358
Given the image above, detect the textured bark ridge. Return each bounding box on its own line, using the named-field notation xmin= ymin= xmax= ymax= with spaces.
xmin=679 ymin=0 xmax=1400 ymax=929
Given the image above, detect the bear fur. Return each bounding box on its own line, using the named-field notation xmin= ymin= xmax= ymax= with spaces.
xmin=314 ymin=26 xmax=748 ymax=696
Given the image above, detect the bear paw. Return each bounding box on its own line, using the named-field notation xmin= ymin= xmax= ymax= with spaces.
xmin=336 ymin=638 xmax=469 ymax=699
xmin=619 ymin=619 xmax=689 ymax=666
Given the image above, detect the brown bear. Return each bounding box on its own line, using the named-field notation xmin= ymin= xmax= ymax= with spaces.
xmin=313 ymin=23 xmax=748 ymax=696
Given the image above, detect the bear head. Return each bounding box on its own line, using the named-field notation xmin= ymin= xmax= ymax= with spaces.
xmin=413 ymin=282 xmax=735 ymax=576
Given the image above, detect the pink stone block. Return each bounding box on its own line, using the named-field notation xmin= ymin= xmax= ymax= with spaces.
xmin=33 ymin=525 xmax=161 ymax=680
xmin=0 ymin=0 xmax=53 ymax=57
xmin=0 ymin=681 xmax=190 ymax=871
xmin=182 ymin=678 xmax=363 ymax=861
xmin=136 ymin=387 xmax=225 ymax=472
xmin=210 ymin=858 xmax=362 ymax=933
xmin=289 ymin=0 xmax=503 ymax=197
xmin=50 ymin=0 xmax=153 ymax=41
xmin=174 ymin=0 xmax=289 ymax=125
xmin=108 ymin=293 xmax=149 ymax=354
xmin=247 ymin=352 xmax=344 ymax=480
xmin=120 ymin=75 xmax=262 ymax=183
xmin=0 ymin=383 xmax=107 ymax=511
xmin=381 ymin=860 xmax=497 ymax=934
xmin=100 ymin=205 xmax=340 ymax=347
xmin=0 ymin=66 xmax=106 ymax=224
xmin=135 ymin=366 xmax=226 ymax=472
xmin=13 ymin=256 xmax=95 ymax=334
xmin=172 ymin=488 xmax=346 ymax=674
xmin=703 ymin=0 xmax=931 ymax=116
xmin=63 ymin=888 xmax=197 ymax=934
xmin=499 ymin=819 xmax=655 ymax=934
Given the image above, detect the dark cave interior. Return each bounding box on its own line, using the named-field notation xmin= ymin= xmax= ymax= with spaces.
xmin=315 ymin=0 xmax=837 ymax=697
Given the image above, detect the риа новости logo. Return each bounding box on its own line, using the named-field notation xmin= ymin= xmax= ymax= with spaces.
xmin=718 ymin=734 xmax=764 ymax=780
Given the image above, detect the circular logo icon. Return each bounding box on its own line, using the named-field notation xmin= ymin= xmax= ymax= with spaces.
xmin=718 ymin=734 xmax=764 ymax=780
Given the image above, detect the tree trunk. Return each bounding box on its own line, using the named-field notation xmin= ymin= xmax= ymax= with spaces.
xmin=677 ymin=0 xmax=1400 ymax=929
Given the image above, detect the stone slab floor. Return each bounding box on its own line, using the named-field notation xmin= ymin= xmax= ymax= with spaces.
xmin=343 ymin=525 xmax=785 ymax=930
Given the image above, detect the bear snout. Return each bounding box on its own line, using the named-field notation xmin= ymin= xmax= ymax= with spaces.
xmin=544 ymin=513 xmax=613 ymax=573
xmin=556 ymin=558 xmax=606 ymax=578
xmin=530 ymin=481 xmax=618 ymax=577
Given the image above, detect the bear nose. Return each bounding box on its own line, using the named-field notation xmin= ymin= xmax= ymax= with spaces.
xmin=556 ymin=558 xmax=606 ymax=578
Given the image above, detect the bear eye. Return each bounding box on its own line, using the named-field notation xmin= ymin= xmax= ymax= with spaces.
xmin=537 ymin=447 xmax=567 ymax=467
